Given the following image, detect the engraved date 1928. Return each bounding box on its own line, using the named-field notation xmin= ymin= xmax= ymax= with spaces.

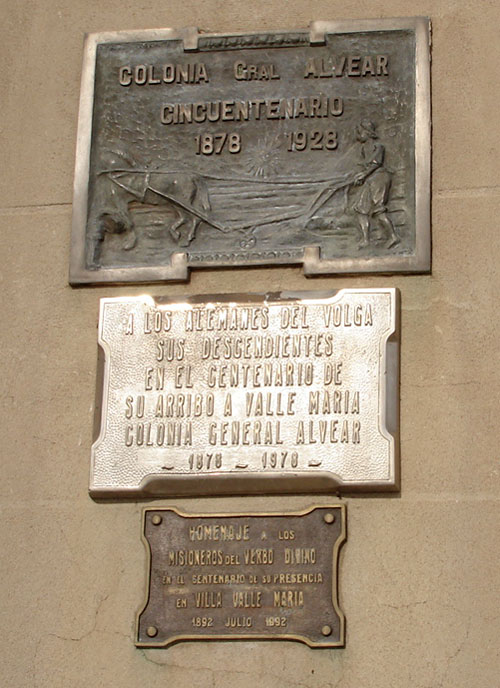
xmin=286 ymin=130 xmax=338 ymax=151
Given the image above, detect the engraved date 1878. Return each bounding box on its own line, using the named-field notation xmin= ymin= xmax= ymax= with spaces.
xmin=195 ymin=133 xmax=242 ymax=155
xmin=188 ymin=452 xmax=223 ymax=469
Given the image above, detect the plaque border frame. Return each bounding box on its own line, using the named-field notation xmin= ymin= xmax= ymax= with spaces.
xmin=135 ymin=504 xmax=347 ymax=648
xmin=69 ymin=17 xmax=431 ymax=284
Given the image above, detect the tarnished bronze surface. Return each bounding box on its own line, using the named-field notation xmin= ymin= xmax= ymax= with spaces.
xmin=90 ymin=289 xmax=399 ymax=497
xmin=70 ymin=19 xmax=430 ymax=284
xmin=136 ymin=505 xmax=346 ymax=648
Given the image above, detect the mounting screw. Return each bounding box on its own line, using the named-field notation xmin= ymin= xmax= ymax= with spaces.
xmin=151 ymin=514 xmax=162 ymax=526
xmin=321 ymin=625 xmax=332 ymax=637
xmin=323 ymin=513 xmax=335 ymax=524
xmin=146 ymin=626 xmax=158 ymax=638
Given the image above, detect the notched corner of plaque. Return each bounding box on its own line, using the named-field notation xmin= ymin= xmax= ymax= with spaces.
xmin=385 ymin=286 xmax=401 ymax=375
xmin=302 ymin=246 xmax=330 ymax=276
xmin=88 ymin=331 xmax=110 ymax=500
xmin=167 ymin=251 xmax=190 ymax=281
xmin=68 ymin=266 xmax=87 ymax=287
xmin=70 ymin=252 xmax=190 ymax=286
xmin=414 ymin=15 xmax=432 ymax=37
xmin=380 ymin=288 xmax=400 ymax=492
xmin=308 ymin=21 xmax=328 ymax=45
xmin=179 ymin=25 xmax=202 ymax=51
xmin=82 ymin=30 xmax=98 ymax=52
xmin=324 ymin=503 xmax=347 ymax=648
xmin=302 ymin=247 xmax=429 ymax=277
xmin=134 ymin=510 xmax=155 ymax=648
xmin=91 ymin=336 xmax=107 ymax=446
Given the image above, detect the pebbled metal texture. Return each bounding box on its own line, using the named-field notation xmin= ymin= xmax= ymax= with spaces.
xmin=90 ymin=289 xmax=399 ymax=497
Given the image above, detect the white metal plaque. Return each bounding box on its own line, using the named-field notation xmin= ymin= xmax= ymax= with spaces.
xmin=90 ymin=289 xmax=399 ymax=497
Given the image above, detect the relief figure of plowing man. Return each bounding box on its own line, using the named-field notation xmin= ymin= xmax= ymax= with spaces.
xmin=352 ymin=119 xmax=399 ymax=249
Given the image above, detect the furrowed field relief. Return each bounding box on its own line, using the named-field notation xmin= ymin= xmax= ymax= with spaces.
xmin=70 ymin=19 xmax=430 ymax=284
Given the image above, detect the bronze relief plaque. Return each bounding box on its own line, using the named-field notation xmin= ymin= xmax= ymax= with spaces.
xmin=90 ymin=289 xmax=399 ymax=497
xmin=136 ymin=505 xmax=346 ymax=648
xmin=70 ymin=18 xmax=430 ymax=284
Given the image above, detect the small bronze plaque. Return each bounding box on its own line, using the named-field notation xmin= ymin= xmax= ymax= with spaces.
xmin=70 ymin=18 xmax=430 ymax=284
xmin=90 ymin=289 xmax=399 ymax=497
xmin=136 ymin=505 xmax=346 ymax=648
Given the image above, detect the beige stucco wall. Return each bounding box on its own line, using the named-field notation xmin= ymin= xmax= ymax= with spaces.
xmin=1 ymin=1 xmax=499 ymax=686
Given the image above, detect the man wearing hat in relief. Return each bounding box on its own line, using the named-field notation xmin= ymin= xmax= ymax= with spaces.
xmin=352 ymin=119 xmax=400 ymax=249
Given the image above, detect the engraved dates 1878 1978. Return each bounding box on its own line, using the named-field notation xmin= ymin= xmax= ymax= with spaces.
xmin=70 ymin=19 xmax=430 ymax=284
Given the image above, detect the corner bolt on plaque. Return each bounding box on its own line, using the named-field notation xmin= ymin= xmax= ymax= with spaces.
xmin=136 ymin=505 xmax=346 ymax=648
xmin=90 ymin=289 xmax=399 ymax=497
xmin=70 ymin=18 xmax=430 ymax=284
